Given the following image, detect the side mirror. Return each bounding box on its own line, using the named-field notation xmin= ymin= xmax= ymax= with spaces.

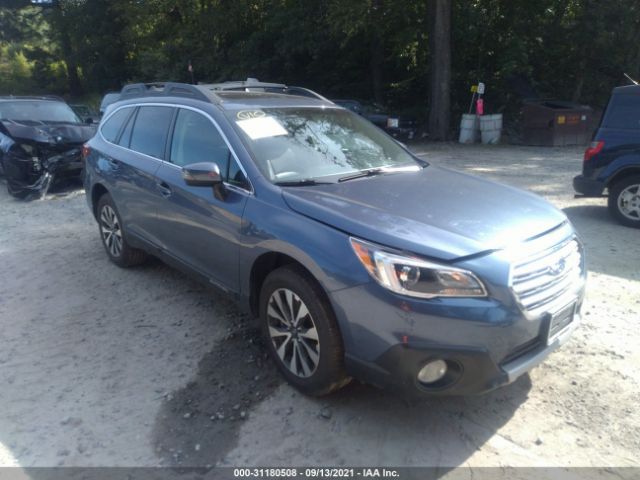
xmin=182 ymin=162 xmax=227 ymax=200
xmin=182 ymin=162 xmax=222 ymax=187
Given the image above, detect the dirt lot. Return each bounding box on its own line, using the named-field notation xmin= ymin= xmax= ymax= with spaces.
xmin=0 ymin=143 xmax=638 ymax=470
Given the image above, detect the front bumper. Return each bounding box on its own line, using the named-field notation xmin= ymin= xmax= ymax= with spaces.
xmin=2 ymin=148 xmax=83 ymax=199
xmin=331 ymin=255 xmax=584 ymax=396
xmin=341 ymin=303 xmax=581 ymax=396
xmin=573 ymin=174 xmax=605 ymax=197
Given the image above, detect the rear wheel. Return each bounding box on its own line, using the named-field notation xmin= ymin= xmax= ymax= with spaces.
xmin=97 ymin=193 xmax=148 ymax=267
xmin=608 ymin=175 xmax=640 ymax=228
xmin=259 ymin=265 xmax=350 ymax=396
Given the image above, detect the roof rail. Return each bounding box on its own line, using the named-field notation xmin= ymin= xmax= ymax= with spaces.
xmin=119 ymin=82 xmax=217 ymax=103
xmin=202 ymin=78 xmax=331 ymax=102
xmin=118 ymin=79 xmax=331 ymax=104
xmin=206 ymin=78 xmax=288 ymax=91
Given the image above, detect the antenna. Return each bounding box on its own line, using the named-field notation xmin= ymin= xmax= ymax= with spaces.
xmin=624 ymin=73 xmax=638 ymax=85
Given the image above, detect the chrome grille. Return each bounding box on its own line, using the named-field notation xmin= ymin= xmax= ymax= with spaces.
xmin=511 ymin=237 xmax=584 ymax=316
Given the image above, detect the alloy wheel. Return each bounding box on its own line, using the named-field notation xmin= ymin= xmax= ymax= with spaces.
xmin=100 ymin=205 xmax=123 ymax=258
xmin=618 ymin=183 xmax=640 ymax=221
xmin=267 ymin=288 xmax=320 ymax=378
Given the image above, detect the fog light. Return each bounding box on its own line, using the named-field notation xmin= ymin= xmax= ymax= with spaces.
xmin=417 ymin=359 xmax=447 ymax=384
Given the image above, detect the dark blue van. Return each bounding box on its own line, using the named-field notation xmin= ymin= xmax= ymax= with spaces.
xmin=574 ymin=85 xmax=640 ymax=228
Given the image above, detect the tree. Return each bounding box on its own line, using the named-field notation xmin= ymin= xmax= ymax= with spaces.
xmin=428 ymin=0 xmax=451 ymax=140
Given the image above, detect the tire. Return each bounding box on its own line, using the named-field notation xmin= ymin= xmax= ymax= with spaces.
xmin=259 ymin=265 xmax=350 ymax=396
xmin=96 ymin=193 xmax=148 ymax=267
xmin=608 ymin=175 xmax=640 ymax=228
xmin=79 ymin=164 xmax=86 ymax=186
xmin=6 ymin=182 xmax=31 ymax=200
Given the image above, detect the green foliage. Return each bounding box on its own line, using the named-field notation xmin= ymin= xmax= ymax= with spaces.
xmin=2 ymin=0 xmax=640 ymax=125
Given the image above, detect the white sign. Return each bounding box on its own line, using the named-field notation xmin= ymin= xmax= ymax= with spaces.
xmin=236 ymin=116 xmax=288 ymax=140
xmin=477 ymin=82 xmax=485 ymax=94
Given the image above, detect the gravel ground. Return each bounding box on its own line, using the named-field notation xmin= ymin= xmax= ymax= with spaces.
xmin=0 ymin=143 xmax=638 ymax=470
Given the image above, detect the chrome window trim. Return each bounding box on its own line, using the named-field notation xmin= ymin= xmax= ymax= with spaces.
xmin=98 ymin=102 xmax=254 ymax=194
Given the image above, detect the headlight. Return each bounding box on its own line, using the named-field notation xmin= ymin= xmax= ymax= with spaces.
xmin=350 ymin=238 xmax=487 ymax=298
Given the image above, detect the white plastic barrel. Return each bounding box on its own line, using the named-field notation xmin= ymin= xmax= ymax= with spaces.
xmin=458 ymin=114 xmax=479 ymax=143
xmin=480 ymin=114 xmax=503 ymax=144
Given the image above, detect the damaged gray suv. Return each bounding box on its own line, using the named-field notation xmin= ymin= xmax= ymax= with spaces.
xmin=84 ymin=80 xmax=586 ymax=397
xmin=0 ymin=96 xmax=96 ymax=199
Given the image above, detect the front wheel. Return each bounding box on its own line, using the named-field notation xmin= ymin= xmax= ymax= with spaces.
xmin=259 ymin=265 xmax=350 ymax=396
xmin=608 ymin=175 xmax=640 ymax=228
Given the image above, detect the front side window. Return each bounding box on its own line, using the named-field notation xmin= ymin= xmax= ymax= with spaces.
xmin=0 ymin=100 xmax=80 ymax=124
xmin=129 ymin=106 xmax=174 ymax=159
xmin=170 ymin=108 xmax=248 ymax=188
xmin=228 ymin=107 xmax=418 ymax=183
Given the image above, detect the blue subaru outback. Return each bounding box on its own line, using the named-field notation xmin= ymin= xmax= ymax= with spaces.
xmin=84 ymin=80 xmax=586 ymax=396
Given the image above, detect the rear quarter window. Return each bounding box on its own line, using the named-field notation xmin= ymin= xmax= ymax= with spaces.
xmin=101 ymin=108 xmax=132 ymax=143
xmin=603 ymin=94 xmax=640 ymax=130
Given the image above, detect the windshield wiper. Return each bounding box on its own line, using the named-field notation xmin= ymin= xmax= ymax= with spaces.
xmin=338 ymin=164 xmax=424 ymax=183
xmin=338 ymin=168 xmax=384 ymax=183
xmin=274 ymin=179 xmax=332 ymax=187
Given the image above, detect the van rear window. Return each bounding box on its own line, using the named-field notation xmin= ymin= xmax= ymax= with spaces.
xmin=603 ymin=94 xmax=640 ymax=129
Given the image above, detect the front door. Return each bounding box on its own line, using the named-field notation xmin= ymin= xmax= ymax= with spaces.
xmin=154 ymin=107 xmax=251 ymax=292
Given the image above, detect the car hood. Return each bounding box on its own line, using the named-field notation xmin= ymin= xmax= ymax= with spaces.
xmin=281 ymin=166 xmax=567 ymax=261
xmin=0 ymin=120 xmax=96 ymax=146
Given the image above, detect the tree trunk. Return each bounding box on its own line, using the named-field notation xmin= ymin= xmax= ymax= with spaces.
xmin=51 ymin=5 xmax=83 ymax=96
xmin=369 ymin=0 xmax=384 ymax=105
xmin=370 ymin=33 xmax=384 ymax=105
xmin=64 ymin=55 xmax=83 ymax=97
xmin=428 ymin=0 xmax=451 ymax=141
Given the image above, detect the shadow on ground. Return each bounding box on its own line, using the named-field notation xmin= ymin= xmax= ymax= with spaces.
xmin=151 ymin=317 xmax=283 ymax=467
xmin=153 ymin=323 xmax=532 ymax=468
xmin=563 ymin=204 xmax=640 ymax=282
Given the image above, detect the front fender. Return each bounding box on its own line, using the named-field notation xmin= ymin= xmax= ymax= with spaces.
xmin=239 ymin=196 xmax=370 ymax=297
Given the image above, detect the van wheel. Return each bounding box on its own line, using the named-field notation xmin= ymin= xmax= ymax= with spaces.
xmin=259 ymin=265 xmax=350 ymax=396
xmin=608 ymin=175 xmax=640 ymax=228
xmin=97 ymin=193 xmax=148 ymax=267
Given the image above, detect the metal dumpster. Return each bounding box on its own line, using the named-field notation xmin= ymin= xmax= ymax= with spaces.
xmin=522 ymin=100 xmax=593 ymax=146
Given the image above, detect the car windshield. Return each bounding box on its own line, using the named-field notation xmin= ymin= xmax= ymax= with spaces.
xmin=229 ymin=107 xmax=419 ymax=183
xmin=0 ymin=100 xmax=81 ymax=124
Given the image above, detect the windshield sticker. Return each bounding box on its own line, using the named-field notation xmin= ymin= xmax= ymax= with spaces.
xmin=236 ymin=110 xmax=266 ymax=120
xmin=236 ymin=116 xmax=288 ymax=140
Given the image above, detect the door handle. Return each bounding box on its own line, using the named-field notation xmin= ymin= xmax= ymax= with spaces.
xmin=156 ymin=181 xmax=172 ymax=197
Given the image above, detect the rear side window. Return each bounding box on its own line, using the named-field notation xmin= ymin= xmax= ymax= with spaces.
xmin=101 ymin=108 xmax=131 ymax=143
xmin=129 ymin=106 xmax=174 ymax=159
xmin=604 ymin=94 xmax=640 ymax=130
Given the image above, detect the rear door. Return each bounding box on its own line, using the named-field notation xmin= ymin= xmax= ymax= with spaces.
xmin=154 ymin=107 xmax=251 ymax=292
xmin=101 ymin=105 xmax=175 ymax=247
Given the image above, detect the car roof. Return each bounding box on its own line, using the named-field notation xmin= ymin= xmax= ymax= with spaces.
xmin=111 ymin=81 xmax=338 ymax=113
xmin=214 ymin=91 xmax=335 ymax=110
xmin=612 ymin=85 xmax=640 ymax=95
xmin=0 ymin=96 xmax=65 ymax=102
